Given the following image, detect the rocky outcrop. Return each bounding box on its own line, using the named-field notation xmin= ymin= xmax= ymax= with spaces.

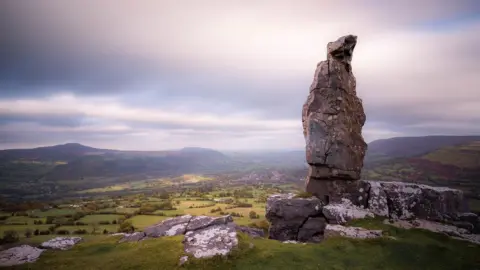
xmin=118 ymin=232 xmax=146 ymax=243
xmin=144 ymin=214 xmax=193 ymax=237
xmin=303 ymin=34 xmax=367 ymax=201
xmin=360 ymin=181 xmax=470 ymax=223
xmin=385 ymin=219 xmax=480 ymax=245
xmin=324 ymin=225 xmax=382 ymax=239
xmin=265 ymin=193 xmax=324 ymax=242
xmin=0 ymin=245 xmax=44 ymax=267
xmin=119 ymin=215 xmax=242 ymax=258
xmin=40 ymin=237 xmax=82 ymax=250
xmin=322 ymin=198 xmax=374 ymax=225
xmin=183 ymin=224 xmax=238 ymax=258
xmin=266 ymin=181 xmax=478 ymax=243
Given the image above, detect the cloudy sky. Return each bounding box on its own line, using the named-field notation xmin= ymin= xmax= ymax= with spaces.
xmin=1 ymin=0 xmax=479 ymax=151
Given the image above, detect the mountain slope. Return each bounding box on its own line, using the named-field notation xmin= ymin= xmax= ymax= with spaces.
xmin=366 ymin=135 xmax=480 ymax=163
xmin=0 ymin=143 xmax=113 ymax=161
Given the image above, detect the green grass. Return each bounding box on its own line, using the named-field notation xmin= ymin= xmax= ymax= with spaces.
xmin=78 ymin=215 xmax=123 ymax=224
xmin=4 ymin=216 xmax=46 ymax=225
xmin=126 ymin=215 xmax=168 ymax=230
xmin=422 ymin=141 xmax=480 ymax=168
xmin=56 ymin=225 xmax=119 ymax=234
xmin=13 ymin=224 xmax=480 ymax=270
xmin=0 ymin=225 xmax=51 ymax=236
xmin=29 ymin=208 xmax=78 ymax=218
xmin=469 ymin=199 xmax=480 ymax=212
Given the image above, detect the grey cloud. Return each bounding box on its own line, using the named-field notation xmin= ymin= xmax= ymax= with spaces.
xmin=1 ymin=0 xmax=480 ymax=150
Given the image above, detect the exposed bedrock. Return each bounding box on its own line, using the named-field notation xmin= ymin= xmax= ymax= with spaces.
xmin=266 ymin=181 xmax=479 ymax=242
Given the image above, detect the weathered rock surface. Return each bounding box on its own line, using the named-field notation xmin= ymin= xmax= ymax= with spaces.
xmin=186 ymin=215 xmax=233 ymax=232
xmin=297 ymin=217 xmax=327 ymax=242
xmin=324 ymin=224 xmax=382 ymax=239
xmin=303 ymin=34 xmax=367 ymax=199
xmin=118 ymin=232 xmax=146 ymax=243
xmin=322 ymin=198 xmax=374 ymax=225
xmin=266 ymin=194 xmax=324 ymax=241
xmin=144 ymin=215 xmax=193 ymax=237
xmin=183 ymin=224 xmax=238 ymax=258
xmin=126 ymin=215 xmax=240 ymax=258
xmin=0 ymin=245 xmax=44 ymax=267
xmin=40 ymin=237 xmax=82 ymax=250
xmin=360 ymin=181 xmax=469 ymax=223
xmin=179 ymin=256 xmax=189 ymax=266
xmin=384 ymin=219 xmax=480 ymax=245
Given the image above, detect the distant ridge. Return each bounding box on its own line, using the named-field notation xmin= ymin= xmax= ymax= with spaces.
xmin=367 ymin=135 xmax=480 ymax=160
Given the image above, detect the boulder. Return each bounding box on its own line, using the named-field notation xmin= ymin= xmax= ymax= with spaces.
xmin=303 ymin=35 xmax=367 ymax=199
xmin=40 ymin=237 xmax=82 ymax=250
xmin=186 ymin=215 xmax=233 ymax=232
xmin=179 ymin=256 xmax=189 ymax=266
xmin=0 ymin=245 xmax=44 ymax=267
xmin=366 ymin=181 xmax=468 ymax=221
xmin=365 ymin=181 xmax=389 ymax=216
xmin=324 ymin=224 xmax=382 ymax=239
xmin=297 ymin=217 xmax=326 ymax=243
xmin=266 ymin=194 xmax=324 ymax=241
xmin=322 ymin=198 xmax=374 ymax=224
xmin=144 ymin=215 xmax=192 ymax=237
xmin=183 ymin=224 xmax=238 ymax=258
xmin=457 ymin=213 xmax=480 ymax=234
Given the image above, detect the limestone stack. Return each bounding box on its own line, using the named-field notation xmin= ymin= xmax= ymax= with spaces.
xmin=302 ymin=35 xmax=367 ymax=202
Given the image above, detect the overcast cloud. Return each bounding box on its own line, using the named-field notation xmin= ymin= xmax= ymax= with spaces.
xmin=0 ymin=0 xmax=479 ymax=150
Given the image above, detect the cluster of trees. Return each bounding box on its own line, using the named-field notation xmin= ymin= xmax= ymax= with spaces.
xmin=0 ymin=230 xmax=20 ymax=244
xmin=188 ymin=203 xmax=216 ymax=209
xmin=249 ymin=211 xmax=260 ymax=219
xmin=138 ymin=201 xmax=176 ymax=214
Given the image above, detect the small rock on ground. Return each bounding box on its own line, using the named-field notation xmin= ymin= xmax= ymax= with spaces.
xmin=178 ymin=256 xmax=188 ymax=266
xmin=184 ymin=224 xmax=238 ymax=258
xmin=40 ymin=237 xmax=83 ymax=250
xmin=324 ymin=224 xmax=383 ymax=239
xmin=0 ymin=245 xmax=44 ymax=267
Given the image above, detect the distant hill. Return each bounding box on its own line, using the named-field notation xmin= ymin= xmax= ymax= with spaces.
xmin=363 ymin=138 xmax=480 ymax=207
xmin=365 ymin=135 xmax=480 ymax=163
xmin=0 ymin=143 xmax=113 ymax=162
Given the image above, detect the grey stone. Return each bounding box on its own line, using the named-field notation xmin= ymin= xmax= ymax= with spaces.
xmin=324 ymin=224 xmax=382 ymax=239
xmin=0 ymin=245 xmax=44 ymax=267
xmin=186 ymin=215 xmax=233 ymax=232
xmin=322 ymin=198 xmax=374 ymax=224
xmin=40 ymin=237 xmax=82 ymax=250
xmin=458 ymin=212 xmax=480 ymax=234
xmin=118 ymin=232 xmax=146 ymax=243
xmin=374 ymin=181 xmax=468 ymax=221
xmin=179 ymin=256 xmax=188 ymax=266
xmin=365 ymin=181 xmax=388 ymax=217
xmin=303 ymin=35 xmax=367 ymax=199
xmin=266 ymin=194 xmax=323 ymax=241
xmin=183 ymin=224 xmax=238 ymax=258
xmin=144 ymin=215 xmax=193 ymax=237
xmin=297 ymin=217 xmax=326 ymax=243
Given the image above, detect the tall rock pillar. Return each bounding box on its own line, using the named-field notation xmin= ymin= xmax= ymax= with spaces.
xmin=302 ymin=35 xmax=367 ymax=203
